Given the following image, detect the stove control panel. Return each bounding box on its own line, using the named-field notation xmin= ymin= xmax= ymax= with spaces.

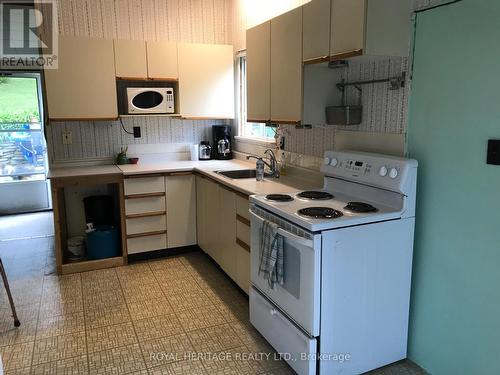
xmin=321 ymin=151 xmax=418 ymax=194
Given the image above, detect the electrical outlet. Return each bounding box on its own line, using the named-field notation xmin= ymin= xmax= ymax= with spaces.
xmin=62 ymin=131 xmax=72 ymax=145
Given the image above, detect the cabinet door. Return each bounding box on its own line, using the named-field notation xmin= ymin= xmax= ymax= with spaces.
xmin=146 ymin=41 xmax=178 ymax=80
xmin=235 ymin=244 xmax=251 ymax=294
xmin=218 ymin=186 xmax=237 ymax=280
xmin=270 ymin=7 xmax=303 ymax=123
xmin=330 ymin=0 xmax=365 ymax=57
xmin=178 ymin=43 xmax=234 ymax=119
xmin=364 ymin=0 xmax=412 ymax=57
xmin=196 ymin=176 xmax=208 ymax=251
xmin=114 ymin=39 xmax=148 ymax=79
xmin=246 ymin=21 xmax=271 ymax=122
xmin=44 ymin=36 xmax=117 ymax=120
xmin=302 ymin=0 xmax=331 ymax=63
xmin=205 ymin=178 xmax=221 ymax=261
xmin=166 ymin=174 xmax=196 ymax=248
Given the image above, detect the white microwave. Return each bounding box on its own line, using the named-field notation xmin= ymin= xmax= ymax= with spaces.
xmin=126 ymin=87 xmax=175 ymax=114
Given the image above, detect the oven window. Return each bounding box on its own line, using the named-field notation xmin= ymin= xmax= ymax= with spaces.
xmin=132 ymin=91 xmax=163 ymax=109
xmin=282 ymin=239 xmax=301 ymax=299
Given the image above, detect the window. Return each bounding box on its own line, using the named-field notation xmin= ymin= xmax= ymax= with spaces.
xmin=237 ymin=54 xmax=276 ymax=140
xmin=0 ymin=73 xmax=47 ymax=183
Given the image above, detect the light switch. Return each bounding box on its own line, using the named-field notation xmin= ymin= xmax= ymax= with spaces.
xmin=487 ymin=139 xmax=500 ymax=165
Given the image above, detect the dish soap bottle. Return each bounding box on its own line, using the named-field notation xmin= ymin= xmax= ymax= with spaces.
xmin=256 ymin=158 xmax=265 ymax=181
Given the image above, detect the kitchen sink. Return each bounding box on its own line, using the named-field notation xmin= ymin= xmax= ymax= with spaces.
xmin=216 ymin=169 xmax=271 ymax=179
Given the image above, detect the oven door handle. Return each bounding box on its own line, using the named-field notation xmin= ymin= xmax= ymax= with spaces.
xmin=250 ymin=211 xmax=314 ymax=248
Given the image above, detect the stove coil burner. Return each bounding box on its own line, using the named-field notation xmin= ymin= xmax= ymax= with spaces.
xmin=344 ymin=201 xmax=378 ymax=213
xmin=298 ymin=207 xmax=343 ymax=219
xmin=297 ymin=191 xmax=334 ymax=200
xmin=265 ymin=194 xmax=294 ymax=202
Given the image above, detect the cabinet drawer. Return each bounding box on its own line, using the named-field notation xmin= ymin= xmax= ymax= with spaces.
xmin=125 ymin=196 xmax=165 ymax=215
xmin=126 ymin=215 xmax=166 ymax=235
xmin=124 ymin=176 xmax=165 ymax=195
xmin=236 ymin=220 xmax=250 ymax=246
xmin=127 ymin=234 xmax=167 ymax=254
xmin=236 ymin=195 xmax=250 ymax=221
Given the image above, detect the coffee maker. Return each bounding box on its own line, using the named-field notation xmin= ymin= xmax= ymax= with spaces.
xmin=212 ymin=125 xmax=232 ymax=160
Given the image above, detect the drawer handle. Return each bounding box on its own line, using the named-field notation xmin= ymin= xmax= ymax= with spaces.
xmin=270 ymin=308 xmax=278 ymax=317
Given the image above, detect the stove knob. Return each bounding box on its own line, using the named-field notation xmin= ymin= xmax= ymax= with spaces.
xmin=389 ymin=168 xmax=398 ymax=179
xmin=329 ymin=158 xmax=338 ymax=167
xmin=323 ymin=157 xmax=331 ymax=165
xmin=379 ymin=166 xmax=388 ymax=177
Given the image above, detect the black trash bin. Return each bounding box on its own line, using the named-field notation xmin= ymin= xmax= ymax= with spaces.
xmin=83 ymin=195 xmax=114 ymax=226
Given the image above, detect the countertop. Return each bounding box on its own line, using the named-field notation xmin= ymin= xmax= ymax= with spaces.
xmin=47 ymin=164 xmax=122 ymax=179
xmin=48 ymin=159 xmax=322 ymax=196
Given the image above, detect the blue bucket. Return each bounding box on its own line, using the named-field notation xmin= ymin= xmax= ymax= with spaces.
xmin=86 ymin=225 xmax=120 ymax=260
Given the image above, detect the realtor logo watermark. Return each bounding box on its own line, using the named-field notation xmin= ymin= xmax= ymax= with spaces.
xmin=0 ymin=0 xmax=58 ymax=69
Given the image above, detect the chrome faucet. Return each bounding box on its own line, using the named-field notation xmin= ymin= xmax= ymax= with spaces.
xmin=246 ymin=149 xmax=280 ymax=178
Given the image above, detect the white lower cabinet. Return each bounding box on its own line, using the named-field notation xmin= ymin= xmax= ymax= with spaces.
xmin=235 ymin=244 xmax=251 ymax=294
xmin=127 ymin=234 xmax=167 ymax=255
xmin=123 ymin=173 xmax=196 ymax=255
xmin=218 ymin=186 xmax=237 ymax=280
xmin=165 ymin=174 xmax=197 ymax=248
xmin=196 ymin=175 xmax=250 ymax=294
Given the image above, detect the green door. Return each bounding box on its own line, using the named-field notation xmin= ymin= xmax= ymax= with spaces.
xmin=408 ymin=1 xmax=500 ymax=374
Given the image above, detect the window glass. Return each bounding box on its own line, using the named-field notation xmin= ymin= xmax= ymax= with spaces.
xmin=0 ymin=76 xmax=46 ymax=183
xmin=238 ymin=55 xmax=275 ymax=140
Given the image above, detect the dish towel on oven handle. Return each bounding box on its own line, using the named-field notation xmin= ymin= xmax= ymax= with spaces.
xmin=258 ymin=220 xmax=284 ymax=289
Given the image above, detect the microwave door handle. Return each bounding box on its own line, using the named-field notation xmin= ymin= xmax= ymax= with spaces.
xmin=249 ymin=211 xmax=314 ymax=248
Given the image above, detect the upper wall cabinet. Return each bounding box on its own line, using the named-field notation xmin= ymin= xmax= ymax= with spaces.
xmin=177 ymin=43 xmax=234 ymax=119
xmin=302 ymin=0 xmax=331 ymax=63
xmin=146 ymin=41 xmax=178 ymax=80
xmin=45 ymin=36 xmax=118 ymax=120
xmin=114 ymin=39 xmax=148 ymax=79
xmin=364 ymin=0 xmax=412 ymax=57
xmin=270 ymin=7 xmax=303 ymax=124
xmin=114 ymin=40 xmax=178 ymax=80
xmin=302 ymin=0 xmax=412 ymax=63
xmin=246 ymin=21 xmax=271 ymax=122
xmin=330 ymin=0 xmax=365 ymax=57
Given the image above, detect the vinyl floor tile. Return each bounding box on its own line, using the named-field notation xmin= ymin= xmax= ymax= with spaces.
xmin=0 ymin=214 xmax=427 ymax=375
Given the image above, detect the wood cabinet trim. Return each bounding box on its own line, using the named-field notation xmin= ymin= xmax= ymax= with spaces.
xmin=124 ymin=173 xmax=165 ymax=179
xmin=49 ymin=117 xmax=119 ymax=121
xmin=126 ymin=230 xmax=167 ymax=239
xmin=61 ymin=256 xmax=124 ymax=275
xmin=125 ymin=211 xmax=166 ymax=219
xmin=166 ymin=171 xmax=192 ymax=176
xmin=330 ymin=49 xmax=363 ymax=61
xmin=125 ymin=192 xmax=165 ymax=199
xmin=303 ymin=56 xmax=330 ymax=65
xmin=116 ymin=76 xmax=149 ymax=81
xmin=236 ymin=214 xmax=250 ymax=227
xmin=247 ymin=118 xmax=270 ymax=123
xmin=236 ymin=238 xmax=251 ymax=253
xmin=270 ymin=119 xmax=301 ymax=125
xmin=51 ymin=174 xmax=122 ymax=188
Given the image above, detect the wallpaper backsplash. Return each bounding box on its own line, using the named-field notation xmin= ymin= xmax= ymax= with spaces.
xmin=46 ymin=0 xmax=449 ymax=165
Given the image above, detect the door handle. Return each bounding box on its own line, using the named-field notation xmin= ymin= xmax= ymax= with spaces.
xmin=249 ymin=210 xmax=314 ymax=248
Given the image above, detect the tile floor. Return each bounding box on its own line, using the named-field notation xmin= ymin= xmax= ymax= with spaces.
xmin=0 ymin=213 xmax=427 ymax=375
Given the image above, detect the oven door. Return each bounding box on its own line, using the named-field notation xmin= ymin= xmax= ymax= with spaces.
xmin=127 ymin=87 xmax=168 ymax=113
xmin=249 ymin=208 xmax=321 ymax=336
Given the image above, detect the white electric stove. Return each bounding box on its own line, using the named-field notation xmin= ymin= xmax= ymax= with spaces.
xmin=249 ymin=150 xmax=418 ymax=375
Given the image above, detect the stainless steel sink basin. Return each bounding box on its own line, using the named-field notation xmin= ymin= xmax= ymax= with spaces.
xmin=216 ymin=169 xmax=271 ymax=179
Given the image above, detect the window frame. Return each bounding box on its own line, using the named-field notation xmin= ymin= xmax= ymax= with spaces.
xmin=235 ymin=52 xmax=276 ymax=144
